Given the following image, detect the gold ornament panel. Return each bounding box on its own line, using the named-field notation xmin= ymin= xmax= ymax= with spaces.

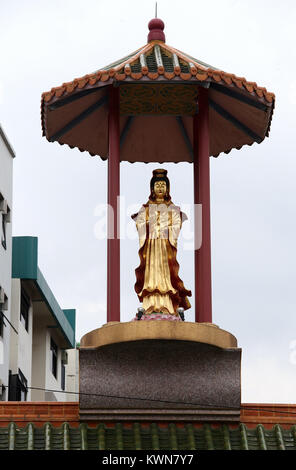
xmin=119 ymin=84 xmax=199 ymax=115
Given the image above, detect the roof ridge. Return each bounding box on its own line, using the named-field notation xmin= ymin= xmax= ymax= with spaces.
xmin=160 ymin=43 xmax=210 ymax=72
xmin=98 ymin=46 xmax=145 ymax=72
xmin=113 ymin=42 xmax=154 ymax=72
xmin=171 ymin=48 xmax=219 ymax=71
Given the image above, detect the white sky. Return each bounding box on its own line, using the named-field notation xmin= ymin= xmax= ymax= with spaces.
xmin=1 ymin=0 xmax=296 ymax=404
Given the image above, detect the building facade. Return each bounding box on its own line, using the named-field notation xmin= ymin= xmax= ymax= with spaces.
xmin=0 ymin=125 xmax=78 ymax=402
xmin=0 ymin=125 xmax=15 ymax=401
xmin=10 ymin=236 xmax=77 ymax=401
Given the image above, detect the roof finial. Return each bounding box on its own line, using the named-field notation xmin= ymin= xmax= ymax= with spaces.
xmin=147 ymin=15 xmax=165 ymax=43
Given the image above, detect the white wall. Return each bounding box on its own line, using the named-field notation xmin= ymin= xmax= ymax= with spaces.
xmin=31 ymin=322 xmax=47 ymax=401
xmin=65 ymin=348 xmax=79 ymax=401
xmin=31 ymin=321 xmax=68 ymax=402
xmin=11 ymin=283 xmax=72 ymax=402
xmin=17 ymin=310 xmax=33 ymax=400
xmin=9 ymin=288 xmax=77 ymax=403
xmin=44 ymin=330 xmax=67 ymax=401
xmin=9 ymin=280 xmax=20 ymax=373
xmin=0 ymin=128 xmax=14 ymax=400
xmin=10 ymin=279 xmax=34 ymax=401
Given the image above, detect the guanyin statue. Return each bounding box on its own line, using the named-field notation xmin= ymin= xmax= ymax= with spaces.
xmin=131 ymin=168 xmax=191 ymax=321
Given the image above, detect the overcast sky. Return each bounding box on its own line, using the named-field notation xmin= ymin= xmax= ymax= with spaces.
xmin=1 ymin=0 xmax=296 ymax=404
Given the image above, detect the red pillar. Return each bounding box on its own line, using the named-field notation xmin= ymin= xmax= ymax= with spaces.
xmin=107 ymin=86 xmax=120 ymax=322
xmin=193 ymin=86 xmax=212 ymax=323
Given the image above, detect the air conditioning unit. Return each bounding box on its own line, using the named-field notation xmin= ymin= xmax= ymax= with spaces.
xmin=0 ymin=198 xmax=8 ymax=214
xmin=61 ymin=351 xmax=68 ymax=365
xmin=5 ymin=207 xmax=11 ymax=223
xmin=0 ymin=380 xmax=5 ymax=398
xmin=0 ymin=287 xmax=5 ymax=304
xmin=0 ymin=288 xmax=8 ymax=311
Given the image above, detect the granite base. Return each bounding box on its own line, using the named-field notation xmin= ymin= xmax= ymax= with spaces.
xmin=79 ymin=337 xmax=241 ymax=422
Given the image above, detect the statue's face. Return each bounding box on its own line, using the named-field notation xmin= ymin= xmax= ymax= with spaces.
xmin=154 ymin=180 xmax=167 ymax=198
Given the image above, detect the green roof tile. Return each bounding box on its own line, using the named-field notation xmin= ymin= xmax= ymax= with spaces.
xmin=239 ymin=423 xmax=249 ymax=450
xmin=185 ymin=424 xmax=196 ymax=450
xmin=150 ymin=423 xmax=160 ymax=450
xmin=98 ymin=423 xmax=106 ymax=450
xmin=0 ymin=423 xmax=296 ymax=450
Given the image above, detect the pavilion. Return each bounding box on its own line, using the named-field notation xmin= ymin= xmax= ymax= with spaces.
xmin=19 ymin=17 xmax=289 ymax=449
xmin=41 ymin=17 xmax=275 ymax=325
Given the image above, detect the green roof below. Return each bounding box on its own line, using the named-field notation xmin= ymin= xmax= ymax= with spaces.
xmin=0 ymin=423 xmax=296 ymax=450
xmin=12 ymin=236 xmax=76 ymax=348
xmin=63 ymin=309 xmax=76 ymax=333
xmin=12 ymin=237 xmax=38 ymax=279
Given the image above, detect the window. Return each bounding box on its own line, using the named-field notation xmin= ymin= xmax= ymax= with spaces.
xmin=61 ymin=363 xmax=65 ymax=391
xmin=0 ymin=311 xmax=4 ymax=338
xmin=8 ymin=369 xmax=28 ymax=401
xmin=61 ymin=350 xmax=67 ymax=391
xmin=0 ymin=288 xmax=8 ymax=337
xmin=50 ymin=338 xmax=58 ymax=378
xmin=0 ymin=193 xmax=10 ymax=250
xmin=18 ymin=369 xmax=28 ymax=401
xmin=1 ymin=214 xmax=5 ymax=249
xmin=1 ymin=211 xmax=8 ymax=250
xmin=0 ymin=384 xmax=6 ymax=401
xmin=20 ymin=287 xmax=30 ymax=332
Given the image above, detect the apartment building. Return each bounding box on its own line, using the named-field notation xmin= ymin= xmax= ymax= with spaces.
xmin=0 ymin=125 xmax=14 ymax=401
xmin=10 ymin=236 xmax=77 ymax=401
xmin=0 ymin=124 xmax=78 ymax=402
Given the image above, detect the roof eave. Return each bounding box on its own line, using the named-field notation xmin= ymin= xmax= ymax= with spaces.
xmin=12 ymin=236 xmax=76 ymax=349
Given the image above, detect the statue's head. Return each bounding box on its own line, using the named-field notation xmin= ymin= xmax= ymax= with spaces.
xmin=149 ymin=168 xmax=171 ymax=202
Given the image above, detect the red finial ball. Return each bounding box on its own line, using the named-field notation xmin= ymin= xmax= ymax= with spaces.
xmin=148 ymin=18 xmax=165 ymax=42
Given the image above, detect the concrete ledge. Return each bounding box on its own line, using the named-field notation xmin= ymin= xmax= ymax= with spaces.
xmin=79 ymin=408 xmax=240 ymax=423
xmin=80 ymin=321 xmax=237 ymax=350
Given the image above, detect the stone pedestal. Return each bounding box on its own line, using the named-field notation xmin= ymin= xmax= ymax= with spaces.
xmin=79 ymin=321 xmax=241 ymax=422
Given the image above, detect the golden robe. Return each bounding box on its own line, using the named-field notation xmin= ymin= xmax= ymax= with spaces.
xmin=133 ymin=200 xmax=191 ymax=315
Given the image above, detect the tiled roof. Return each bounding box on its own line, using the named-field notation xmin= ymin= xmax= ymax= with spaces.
xmin=42 ymin=41 xmax=274 ymax=105
xmin=0 ymin=422 xmax=295 ymax=450
xmin=1 ymin=403 xmax=296 ymax=450
xmin=41 ymin=19 xmax=275 ymax=161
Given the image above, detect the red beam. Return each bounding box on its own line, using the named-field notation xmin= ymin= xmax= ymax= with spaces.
xmin=107 ymin=86 xmax=120 ymax=322
xmin=193 ymin=87 xmax=212 ymax=323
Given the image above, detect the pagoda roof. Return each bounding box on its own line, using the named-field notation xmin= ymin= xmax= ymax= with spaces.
xmin=42 ymin=40 xmax=274 ymax=105
xmin=41 ymin=19 xmax=275 ymax=162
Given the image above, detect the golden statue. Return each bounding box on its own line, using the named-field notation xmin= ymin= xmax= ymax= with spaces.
xmin=132 ymin=169 xmax=192 ymax=320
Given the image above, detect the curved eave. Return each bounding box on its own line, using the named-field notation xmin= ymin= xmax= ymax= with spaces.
xmin=42 ymin=41 xmax=275 ymax=104
xmin=41 ymin=41 xmax=275 ymax=160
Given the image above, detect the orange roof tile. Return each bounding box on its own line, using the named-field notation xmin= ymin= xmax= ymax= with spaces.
xmin=41 ymin=19 xmax=275 ymax=161
xmin=42 ymin=41 xmax=275 ymax=105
